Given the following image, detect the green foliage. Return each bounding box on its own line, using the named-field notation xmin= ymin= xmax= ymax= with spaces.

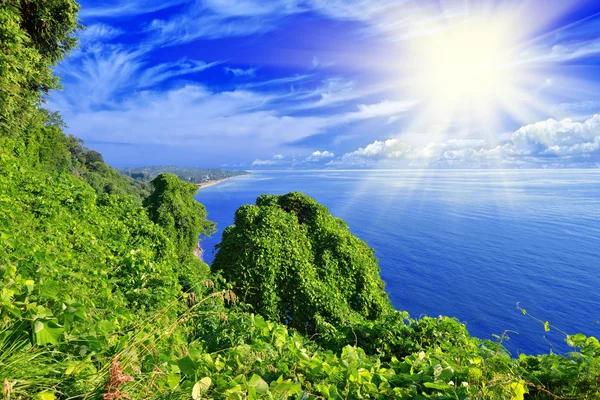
xmin=65 ymin=134 xmax=152 ymax=200
xmin=144 ymin=174 xmax=215 ymax=289
xmin=212 ymin=192 xmax=392 ymax=333
xmin=1 ymin=0 xmax=599 ymax=398
xmin=0 ymin=0 xmax=79 ymax=137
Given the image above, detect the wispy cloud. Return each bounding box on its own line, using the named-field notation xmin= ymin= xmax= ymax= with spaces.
xmin=139 ymin=59 xmax=224 ymax=88
xmin=224 ymin=67 xmax=258 ymax=78
xmin=79 ymin=0 xmax=188 ymax=18
xmin=54 ymin=43 xmax=221 ymax=111
xmin=144 ymin=0 xmax=454 ymax=45
xmin=519 ymin=38 xmax=600 ymax=64
xmin=79 ymin=23 xmax=123 ymax=44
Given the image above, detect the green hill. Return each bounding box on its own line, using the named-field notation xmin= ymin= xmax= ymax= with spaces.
xmin=1 ymin=1 xmax=598 ymax=399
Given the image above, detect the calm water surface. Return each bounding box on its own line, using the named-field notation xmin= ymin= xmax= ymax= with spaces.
xmin=195 ymin=170 xmax=600 ymax=355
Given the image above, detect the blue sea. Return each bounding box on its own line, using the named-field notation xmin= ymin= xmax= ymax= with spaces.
xmin=195 ymin=170 xmax=600 ymax=355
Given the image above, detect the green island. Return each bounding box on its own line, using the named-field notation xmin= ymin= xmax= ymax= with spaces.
xmin=119 ymin=166 xmax=250 ymax=188
xmin=1 ymin=1 xmax=599 ymax=399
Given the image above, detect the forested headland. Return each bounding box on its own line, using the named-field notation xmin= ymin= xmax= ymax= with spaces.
xmin=120 ymin=166 xmax=250 ymax=186
xmin=1 ymin=1 xmax=599 ymax=399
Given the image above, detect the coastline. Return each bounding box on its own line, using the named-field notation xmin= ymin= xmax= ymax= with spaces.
xmin=196 ymin=177 xmax=230 ymax=190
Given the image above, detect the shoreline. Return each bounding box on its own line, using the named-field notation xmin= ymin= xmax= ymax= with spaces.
xmin=196 ymin=177 xmax=231 ymax=190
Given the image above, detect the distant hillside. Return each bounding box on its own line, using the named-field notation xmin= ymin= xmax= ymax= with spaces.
xmin=119 ymin=165 xmax=250 ymax=184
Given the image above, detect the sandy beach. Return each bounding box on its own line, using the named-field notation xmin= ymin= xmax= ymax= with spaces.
xmin=196 ymin=177 xmax=230 ymax=190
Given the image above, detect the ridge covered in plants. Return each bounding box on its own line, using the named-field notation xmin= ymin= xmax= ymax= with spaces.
xmin=0 ymin=1 xmax=599 ymax=399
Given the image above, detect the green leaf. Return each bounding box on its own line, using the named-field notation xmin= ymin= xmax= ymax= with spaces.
xmin=40 ymin=280 xmax=61 ymax=298
xmin=509 ymin=381 xmax=527 ymax=400
xmin=33 ymin=318 xmax=64 ymax=345
xmin=247 ymin=374 xmax=269 ymax=394
xmin=23 ymin=279 xmax=35 ymax=294
xmin=177 ymin=356 xmax=196 ymax=379
xmin=424 ymin=382 xmax=450 ymax=390
xmin=192 ymin=377 xmax=212 ymax=400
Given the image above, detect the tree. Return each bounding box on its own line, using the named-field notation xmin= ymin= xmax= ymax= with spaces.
xmin=84 ymin=150 xmax=104 ymax=165
xmin=0 ymin=0 xmax=79 ymax=138
xmin=212 ymin=192 xmax=392 ymax=333
xmin=144 ymin=174 xmax=216 ymax=289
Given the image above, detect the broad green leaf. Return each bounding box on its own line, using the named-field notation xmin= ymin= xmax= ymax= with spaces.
xmin=178 ymin=356 xmax=196 ymax=379
xmin=248 ymin=374 xmax=269 ymax=394
xmin=33 ymin=319 xmax=64 ymax=345
xmin=40 ymin=280 xmax=61 ymax=298
xmin=192 ymin=377 xmax=211 ymax=400
xmin=509 ymin=381 xmax=527 ymax=400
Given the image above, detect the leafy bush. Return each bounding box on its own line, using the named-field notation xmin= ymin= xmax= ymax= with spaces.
xmin=212 ymin=192 xmax=392 ymax=333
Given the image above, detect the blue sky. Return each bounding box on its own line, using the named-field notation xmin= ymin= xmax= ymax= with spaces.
xmin=50 ymin=0 xmax=600 ymax=168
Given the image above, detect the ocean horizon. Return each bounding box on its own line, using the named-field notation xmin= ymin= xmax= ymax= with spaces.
xmin=196 ymin=169 xmax=600 ymax=356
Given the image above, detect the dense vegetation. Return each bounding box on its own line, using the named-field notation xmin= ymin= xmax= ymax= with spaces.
xmin=212 ymin=192 xmax=392 ymax=333
xmin=1 ymin=1 xmax=599 ymax=399
xmin=120 ymin=166 xmax=250 ymax=185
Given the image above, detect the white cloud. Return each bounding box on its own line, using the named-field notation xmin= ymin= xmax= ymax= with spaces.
xmin=519 ymin=38 xmax=600 ymax=64
xmin=54 ymin=85 xmax=328 ymax=153
xmin=139 ymin=59 xmax=223 ymax=88
xmin=305 ymin=150 xmax=335 ymax=162
xmin=331 ymin=115 xmax=600 ymax=168
xmin=511 ymin=115 xmax=600 ymax=157
xmin=80 ymin=0 xmax=188 ymax=18
xmin=311 ymin=56 xmax=334 ymax=69
xmin=252 ymin=153 xmax=290 ymax=166
xmin=251 ymin=159 xmax=279 ymax=166
xmin=55 ymin=46 xmax=144 ymax=110
xmin=307 ymin=0 xmax=401 ymax=22
xmin=148 ymin=11 xmax=280 ymax=45
xmin=54 ymin=42 xmax=222 ymax=111
xmin=294 ymin=78 xmax=368 ymax=110
xmin=79 ymin=24 xmax=123 ymax=44
xmin=224 ymin=67 xmax=258 ymax=78
xmin=144 ymin=0 xmax=452 ymax=45
xmin=349 ymin=100 xmax=419 ymax=120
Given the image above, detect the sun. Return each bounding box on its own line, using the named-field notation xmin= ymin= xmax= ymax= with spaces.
xmin=403 ymin=15 xmax=527 ymax=135
xmin=412 ymin=20 xmax=517 ymax=104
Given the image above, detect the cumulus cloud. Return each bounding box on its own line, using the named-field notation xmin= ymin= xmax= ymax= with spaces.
xmin=305 ymin=150 xmax=335 ymax=162
xmin=331 ymin=115 xmax=600 ymax=168
xmin=253 ymin=150 xmax=335 ymax=167
xmin=251 ymin=154 xmax=290 ymax=166
xmin=511 ymin=116 xmax=600 ymax=157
